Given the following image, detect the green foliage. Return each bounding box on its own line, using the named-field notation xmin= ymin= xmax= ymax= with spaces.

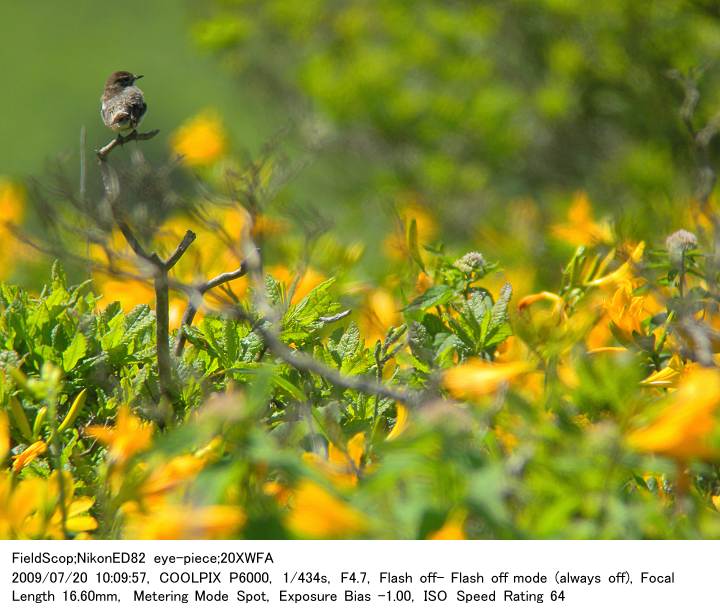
xmin=193 ymin=0 xmax=720 ymax=231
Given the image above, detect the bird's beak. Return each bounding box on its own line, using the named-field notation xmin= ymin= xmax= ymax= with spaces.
xmin=134 ymin=74 xmax=144 ymax=81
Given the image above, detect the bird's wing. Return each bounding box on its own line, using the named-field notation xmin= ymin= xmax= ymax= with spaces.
xmin=126 ymin=88 xmax=147 ymax=124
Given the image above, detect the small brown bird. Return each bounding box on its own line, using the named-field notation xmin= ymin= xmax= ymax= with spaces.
xmin=100 ymin=71 xmax=147 ymax=133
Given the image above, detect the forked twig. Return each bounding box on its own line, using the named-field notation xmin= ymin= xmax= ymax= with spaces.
xmin=96 ymin=129 xmax=160 ymax=161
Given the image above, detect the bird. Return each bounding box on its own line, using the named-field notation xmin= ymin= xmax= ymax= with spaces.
xmin=100 ymin=71 xmax=147 ymax=134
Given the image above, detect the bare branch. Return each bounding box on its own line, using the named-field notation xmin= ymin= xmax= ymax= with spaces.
xmin=96 ymin=129 xmax=160 ymax=161
xmin=164 ymin=230 xmax=197 ymax=269
xmin=174 ymin=259 xmax=251 ymax=356
xmin=231 ymin=306 xmax=418 ymax=405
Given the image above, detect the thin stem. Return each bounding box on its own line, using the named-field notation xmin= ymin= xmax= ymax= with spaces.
xmin=154 ymin=268 xmax=173 ymax=401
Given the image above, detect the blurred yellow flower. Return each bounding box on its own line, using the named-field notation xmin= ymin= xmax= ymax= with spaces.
xmin=587 ymin=242 xmax=645 ymax=288
xmin=303 ymin=432 xmax=365 ymax=488
xmin=12 ymin=440 xmax=47 ymax=473
xmin=383 ymin=202 xmax=437 ymax=261
xmin=443 ymin=359 xmax=534 ymax=399
xmin=0 ymin=412 xmax=9 ymax=462
xmin=641 ymin=356 xmax=684 ymax=388
xmin=86 ymin=406 xmax=153 ymax=465
xmin=0 ymin=471 xmax=96 ymax=539
xmin=0 ymin=179 xmax=28 ymax=278
xmin=123 ymin=504 xmax=245 ymax=539
xmin=605 ymin=283 xmax=651 ymax=337
xmin=387 ymin=404 xmax=409 ymax=441
xmin=627 ymin=368 xmax=720 ymax=461
xmin=286 ymin=480 xmax=367 ymax=538
xmin=428 ymin=510 xmax=467 ymax=540
xmin=263 ymin=480 xmax=292 ymax=506
xmin=268 ymin=265 xmax=325 ymax=304
xmin=359 ymin=288 xmax=401 ymax=344
xmin=171 ymin=109 xmax=227 ymax=166
xmin=140 ymin=454 xmax=206 ymax=499
xmin=517 ymin=291 xmax=564 ymax=312
xmin=0 ymin=179 xmax=24 ymax=225
xmin=551 ymin=192 xmax=612 ymax=246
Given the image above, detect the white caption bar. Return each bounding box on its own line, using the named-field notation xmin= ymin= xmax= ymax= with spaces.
xmin=0 ymin=540 xmax=713 ymax=615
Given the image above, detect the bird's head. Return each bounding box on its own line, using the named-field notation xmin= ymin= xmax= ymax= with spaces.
xmin=105 ymin=71 xmax=143 ymax=91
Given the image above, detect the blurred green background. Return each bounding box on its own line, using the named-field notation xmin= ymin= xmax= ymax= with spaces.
xmin=4 ymin=0 xmax=720 ymax=281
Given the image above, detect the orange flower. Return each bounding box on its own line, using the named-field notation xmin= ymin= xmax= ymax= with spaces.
xmin=123 ymin=504 xmax=245 ymax=539
xmin=627 ymin=368 xmax=720 ymax=461
xmin=551 ymin=192 xmax=612 ymax=247
xmin=86 ymin=406 xmax=153 ymax=465
xmin=12 ymin=441 xmax=47 ymax=472
xmin=303 ymin=432 xmax=365 ymax=488
xmin=387 ymin=404 xmax=409 ymax=441
xmin=286 ymin=480 xmax=367 ymax=538
xmin=359 ymin=288 xmax=400 ymax=344
xmin=170 ymin=109 xmax=227 ymax=166
xmin=0 ymin=412 xmax=9 ymax=462
xmin=443 ymin=359 xmax=534 ymax=399
xmin=140 ymin=454 xmax=206 ymax=498
xmin=383 ymin=202 xmax=437 ymax=262
xmin=267 ymin=265 xmax=325 ymax=304
xmin=0 ymin=179 xmax=24 ymax=225
xmin=428 ymin=510 xmax=467 ymax=540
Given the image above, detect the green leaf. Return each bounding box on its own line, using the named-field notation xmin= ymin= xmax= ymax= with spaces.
xmin=265 ymin=274 xmax=284 ymax=306
xmin=403 ymin=285 xmax=456 ymax=312
xmin=335 ymin=322 xmax=361 ymax=361
xmin=490 ymin=282 xmax=513 ymax=329
xmin=282 ymin=278 xmax=340 ymax=342
xmin=62 ymin=332 xmax=87 ymax=372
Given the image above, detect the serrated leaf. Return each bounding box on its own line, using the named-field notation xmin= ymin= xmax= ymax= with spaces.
xmin=62 ymin=332 xmax=87 ymax=372
xmin=490 ymin=282 xmax=512 ymax=328
xmin=403 ymin=285 xmax=456 ymax=312
xmin=265 ymin=274 xmax=283 ymax=306
xmin=335 ymin=322 xmax=361 ymax=360
xmin=282 ymin=278 xmax=340 ymax=342
xmin=224 ymin=318 xmax=239 ymax=364
xmin=408 ymin=321 xmax=433 ymax=365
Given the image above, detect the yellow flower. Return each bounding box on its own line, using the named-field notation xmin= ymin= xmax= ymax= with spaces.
xmin=263 ymin=480 xmax=292 ymax=506
xmin=387 ymin=404 xmax=409 ymax=441
xmin=586 ymin=242 xmax=645 ymax=288
xmin=627 ymin=368 xmax=720 ymax=461
xmin=641 ymin=356 xmax=684 ymax=388
xmin=12 ymin=441 xmax=47 ymax=473
xmin=286 ymin=480 xmax=367 ymax=538
xmin=428 ymin=510 xmax=467 ymax=540
xmin=383 ymin=202 xmax=437 ymax=262
xmin=551 ymin=192 xmax=613 ymax=246
xmin=0 ymin=412 xmax=9 ymax=463
xmin=86 ymin=406 xmax=153 ymax=465
xmin=517 ymin=291 xmax=564 ymax=312
xmin=140 ymin=454 xmax=206 ymax=498
xmin=0 ymin=179 xmax=24 ymax=225
xmin=303 ymin=432 xmax=365 ymax=488
xmin=267 ymin=265 xmax=326 ymax=304
xmin=123 ymin=504 xmax=245 ymax=539
xmin=0 ymin=471 xmax=96 ymax=539
xmin=359 ymin=288 xmax=401 ymax=344
xmin=170 ymin=109 xmax=227 ymax=166
xmin=604 ymin=283 xmax=651 ymax=338
xmin=443 ymin=359 xmax=534 ymax=399
xmin=0 ymin=179 xmax=27 ymax=278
